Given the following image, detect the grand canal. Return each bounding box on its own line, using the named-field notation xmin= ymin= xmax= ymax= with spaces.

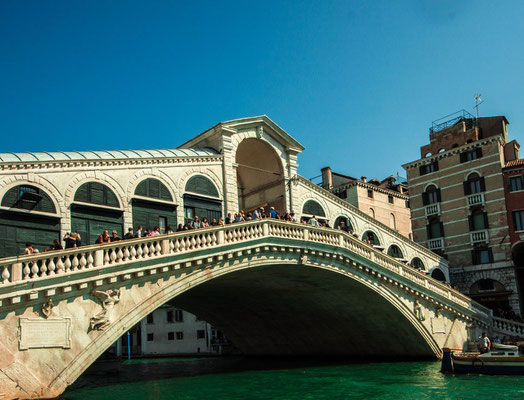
xmin=60 ymin=357 xmax=524 ymax=400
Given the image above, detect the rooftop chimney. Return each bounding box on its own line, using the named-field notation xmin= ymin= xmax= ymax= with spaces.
xmin=361 ymin=176 xmax=367 ymax=183
xmin=321 ymin=167 xmax=333 ymax=189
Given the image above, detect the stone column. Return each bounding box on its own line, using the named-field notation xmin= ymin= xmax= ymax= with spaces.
xmin=286 ymin=150 xmax=300 ymax=213
xmin=220 ymin=129 xmax=239 ymax=216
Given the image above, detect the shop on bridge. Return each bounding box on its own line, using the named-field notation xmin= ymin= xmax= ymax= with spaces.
xmin=71 ymin=182 xmax=123 ymax=245
xmin=0 ymin=184 xmax=60 ymax=257
xmin=301 ymin=199 xmax=327 ymax=223
xmin=183 ymin=175 xmax=222 ymax=224
xmin=132 ymin=178 xmax=177 ymax=233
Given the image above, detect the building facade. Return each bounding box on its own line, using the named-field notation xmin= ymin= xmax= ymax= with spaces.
xmin=403 ymin=113 xmax=522 ymax=315
xmin=321 ymin=167 xmax=412 ymax=241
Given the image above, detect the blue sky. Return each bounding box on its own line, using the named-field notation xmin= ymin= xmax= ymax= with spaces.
xmin=1 ymin=1 xmax=523 ymax=181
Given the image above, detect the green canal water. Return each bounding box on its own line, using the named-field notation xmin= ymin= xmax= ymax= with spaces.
xmin=60 ymin=357 xmax=524 ymax=400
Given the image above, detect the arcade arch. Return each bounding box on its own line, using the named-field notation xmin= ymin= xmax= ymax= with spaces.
xmin=236 ymin=138 xmax=285 ymax=213
xmin=183 ymin=175 xmax=222 ymax=225
xmin=132 ymin=178 xmax=177 ymax=233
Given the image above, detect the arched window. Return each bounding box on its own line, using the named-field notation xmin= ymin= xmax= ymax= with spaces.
xmin=387 ymin=244 xmax=403 ymax=258
xmin=362 ymin=230 xmax=380 ymax=245
xmin=411 ymin=257 xmax=425 ymax=271
xmin=135 ymin=178 xmax=173 ymax=201
xmin=464 ymin=173 xmax=485 ymax=195
xmin=74 ymin=182 xmax=120 ymax=208
xmin=334 ymin=216 xmax=353 ymax=231
xmin=185 ymin=175 xmax=219 ymax=198
xmin=302 ymin=200 xmax=326 ymax=217
xmin=469 ymin=209 xmax=488 ymax=231
xmin=390 ymin=213 xmax=396 ymax=230
xmin=369 ymin=207 xmax=375 ymax=219
xmin=184 ymin=175 xmax=221 ymax=224
xmin=422 ymin=184 xmax=440 ymax=205
xmin=431 ymin=268 xmax=446 ymax=282
xmin=1 ymin=185 xmax=56 ymax=214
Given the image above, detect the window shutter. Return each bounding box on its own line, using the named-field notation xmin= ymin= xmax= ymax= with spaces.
xmin=433 ymin=161 xmax=439 ymax=172
xmin=476 ymin=148 xmax=483 ymax=158
xmin=422 ymin=192 xmax=428 ymax=206
xmin=463 ymin=181 xmax=471 ymax=195
xmin=472 ymin=250 xmax=478 ymax=265
xmin=483 ymin=212 xmax=489 ymax=229
xmin=439 ymin=222 xmax=444 ymax=238
xmin=426 ymin=225 xmax=431 ymax=240
xmin=419 ymin=166 xmax=426 ymax=176
xmin=480 ymin=177 xmax=486 ymax=192
xmin=507 ymin=177 xmax=513 ymax=190
xmin=468 ymin=215 xmax=473 ymax=231
xmin=460 ymin=152 xmax=467 ymax=163
xmin=436 ymin=189 xmax=442 ymax=202
xmin=488 ymin=248 xmax=494 ymax=263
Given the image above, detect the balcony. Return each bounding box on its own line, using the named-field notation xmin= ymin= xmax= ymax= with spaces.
xmin=428 ymin=238 xmax=444 ymax=251
xmin=470 ymin=230 xmax=489 ymax=244
xmin=467 ymin=192 xmax=485 ymax=207
xmin=425 ymin=203 xmax=440 ymax=217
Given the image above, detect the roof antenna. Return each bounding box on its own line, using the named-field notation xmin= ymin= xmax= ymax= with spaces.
xmin=474 ymin=93 xmax=483 ymax=119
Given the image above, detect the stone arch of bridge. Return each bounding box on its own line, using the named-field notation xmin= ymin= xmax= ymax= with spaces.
xmin=235 ymin=138 xmax=286 ymax=213
xmin=47 ymin=256 xmax=440 ymax=395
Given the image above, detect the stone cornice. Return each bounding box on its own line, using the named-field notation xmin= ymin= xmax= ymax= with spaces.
xmin=332 ymin=180 xmax=409 ymax=199
xmin=0 ymin=155 xmax=223 ymax=172
xmin=296 ymin=175 xmax=446 ymax=265
xmin=402 ymin=135 xmax=503 ymax=170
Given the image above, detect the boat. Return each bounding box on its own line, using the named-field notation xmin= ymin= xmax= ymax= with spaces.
xmin=441 ymin=343 xmax=524 ymax=374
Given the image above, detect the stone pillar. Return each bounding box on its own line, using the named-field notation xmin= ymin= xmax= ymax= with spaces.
xmin=221 ymin=129 xmax=239 ymax=216
xmin=286 ymin=150 xmax=299 ymax=214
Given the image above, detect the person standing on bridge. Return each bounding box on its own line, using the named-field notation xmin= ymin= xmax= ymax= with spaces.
xmin=477 ymin=332 xmax=491 ymax=354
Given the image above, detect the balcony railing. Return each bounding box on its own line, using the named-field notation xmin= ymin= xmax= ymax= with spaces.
xmin=467 ymin=193 xmax=485 ymax=207
xmin=470 ymin=230 xmax=489 ymax=244
xmin=425 ymin=203 xmax=440 ymax=217
xmin=428 ymin=238 xmax=444 ymax=251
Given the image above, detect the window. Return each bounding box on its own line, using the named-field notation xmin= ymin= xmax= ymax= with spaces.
xmin=422 ymin=185 xmax=440 ymax=205
xmin=509 ymin=176 xmax=524 ymax=192
xmin=472 ymin=247 xmax=493 ymax=264
xmin=514 ymin=210 xmax=524 ymax=232
xmin=159 ymin=216 xmax=167 ymax=234
xmin=463 ymin=173 xmax=485 ymax=195
xmin=197 ymin=330 xmax=206 ymax=339
xmin=387 ymin=245 xmax=403 ymax=258
xmin=174 ymin=310 xmax=184 ymax=322
xmin=362 ymin=231 xmax=380 ymax=245
xmin=388 ymin=195 xmax=394 ymax=204
xmin=460 ymin=148 xmax=483 ymax=163
xmin=427 ymin=218 xmax=444 ymax=239
xmin=405 ymin=200 xmax=410 ymax=208
xmin=147 ymin=333 xmax=154 ymax=341
xmin=411 ymin=257 xmax=425 ymax=270
xmin=419 ymin=161 xmax=439 ymax=176
xmin=469 ymin=210 xmax=488 ymax=231
xmin=369 ymin=208 xmax=375 ymax=218
xmin=147 ymin=314 xmax=154 ymax=324
xmin=389 ymin=213 xmax=396 ymax=230
xmin=176 ymin=331 xmax=184 ymax=340
xmin=168 ymin=332 xmax=175 ymax=340
xmin=367 ymin=189 xmax=373 ymax=198
xmin=184 ymin=207 xmax=195 ymax=220
xmin=167 ymin=310 xmax=173 ymax=323
xmin=479 ymin=279 xmax=495 ymax=291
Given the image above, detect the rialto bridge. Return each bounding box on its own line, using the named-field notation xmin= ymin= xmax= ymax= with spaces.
xmin=0 ymin=115 xmax=517 ymax=399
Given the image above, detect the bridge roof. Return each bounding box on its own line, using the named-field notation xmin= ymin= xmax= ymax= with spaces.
xmin=0 ymin=147 xmax=219 ymax=163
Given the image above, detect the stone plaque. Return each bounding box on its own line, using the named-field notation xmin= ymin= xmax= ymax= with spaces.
xmin=431 ymin=317 xmax=446 ymax=334
xmin=19 ymin=318 xmax=72 ymax=350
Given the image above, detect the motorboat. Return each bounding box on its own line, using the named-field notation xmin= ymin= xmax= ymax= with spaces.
xmin=441 ymin=343 xmax=524 ymax=374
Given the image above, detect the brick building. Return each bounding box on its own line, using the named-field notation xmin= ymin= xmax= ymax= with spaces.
xmin=402 ymin=111 xmax=523 ymax=315
xmin=320 ymin=167 xmax=412 ymax=242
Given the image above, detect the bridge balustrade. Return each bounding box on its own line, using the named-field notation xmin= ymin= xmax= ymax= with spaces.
xmin=492 ymin=316 xmax=524 ymax=336
xmin=0 ymin=220 xmax=479 ymax=313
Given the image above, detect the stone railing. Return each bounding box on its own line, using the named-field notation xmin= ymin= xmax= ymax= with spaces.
xmin=425 ymin=203 xmax=440 ymax=217
xmin=295 ymin=176 xmax=448 ymax=267
xmin=467 ymin=192 xmax=485 ymax=207
xmin=492 ymin=316 xmax=524 ymax=337
xmin=470 ymin=230 xmax=489 ymax=244
xmin=0 ymin=219 xmax=479 ymax=316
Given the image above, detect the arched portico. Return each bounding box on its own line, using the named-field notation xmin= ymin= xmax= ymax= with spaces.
xmin=236 ymin=138 xmax=286 ymax=213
